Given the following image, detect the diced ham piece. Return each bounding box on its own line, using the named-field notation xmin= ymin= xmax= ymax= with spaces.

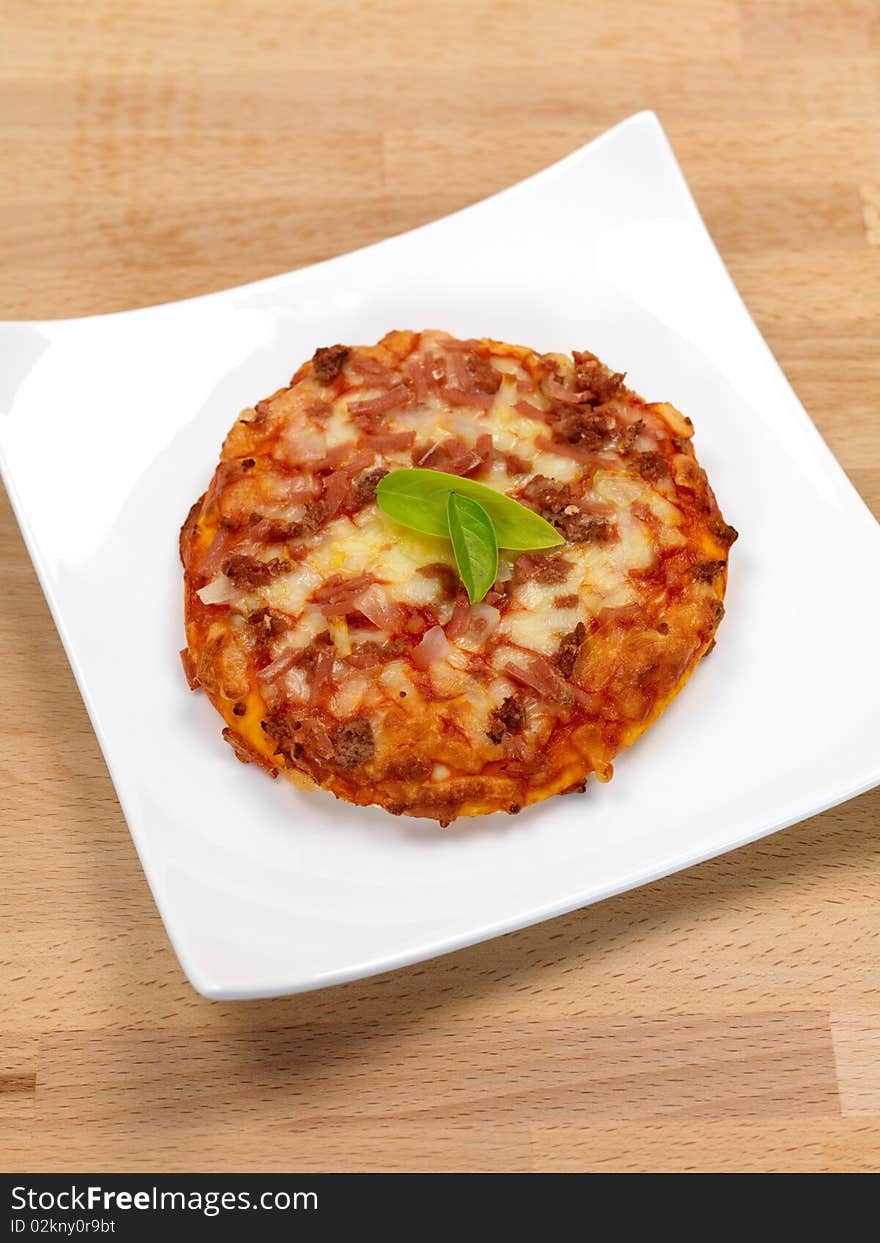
xmin=424 ymin=354 xmax=445 ymax=388
xmin=513 ymin=400 xmax=547 ymax=421
xmin=310 ymin=444 xmax=352 ymax=472
xmin=445 ymin=596 xmax=471 ymax=641
xmin=313 ymin=573 xmax=378 ymax=616
xmin=364 ymin=429 xmax=416 ymax=453
xmin=504 ymin=658 xmax=562 ymax=698
xmin=343 ymin=450 xmax=376 ymax=474
xmin=355 ymin=584 xmax=403 ymax=632
xmin=258 ymin=646 xmax=301 ymax=682
xmin=447 ymin=350 xmax=469 ymax=389
xmin=507 ymin=654 xmax=598 ymax=711
xmin=547 ymin=380 xmax=594 ymax=406
xmin=349 ymin=355 xmax=394 ymax=381
xmin=536 ymin=434 xmax=613 ymax=469
xmin=513 ymin=553 xmax=546 ymax=583
xmin=320 ymin=470 xmax=352 ymax=520
xmin=412 ymin=625 xmax=452 ymax=669
xmin=198 ymin=527 xmax=243 ymax=580
xmin=567 ymin=683 xmax=600 ymax=708
xmin=300 ymin=717 xmax=334 ymax=758
xmin=439 ymin=386 xmax=494 ymax=410
xmin=348 ymin=386 xmax=411 ymax=418
xmin=405 ymin=357 xmax=429 ymax=403
xmin=503 ymin=653 xmax=593 ymax=708
xmin=415 ymin=437 xmax=483 ymax=477
xmin=475 ymin=433 xmax=495 ymax=469
xmin=513 ymin=553 xmax=572 ymax=584
xmin=313 ymin=573 xmax=376 ymax=603
xmin=595 ymin=603 xmax=643 ymax=629
xmin=309 ymin=648 xmax=335 ymax=705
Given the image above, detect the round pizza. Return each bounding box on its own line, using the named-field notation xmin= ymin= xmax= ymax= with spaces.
xmin=180 ymin=329 xmax=736 ymax=825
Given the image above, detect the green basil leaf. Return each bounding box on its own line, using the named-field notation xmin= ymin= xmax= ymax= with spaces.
xmin=446 ymin=493 xmax=499 ymax=604
xmin=376 ymin=468 xmax=563 ymax=550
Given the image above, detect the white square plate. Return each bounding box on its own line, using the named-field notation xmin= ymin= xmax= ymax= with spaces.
xmin=2 ymin=112 xmax=878 ymax=999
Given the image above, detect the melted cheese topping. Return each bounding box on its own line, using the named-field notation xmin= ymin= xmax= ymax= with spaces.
xmin=254 ymin=342 xmax=682 ymax=667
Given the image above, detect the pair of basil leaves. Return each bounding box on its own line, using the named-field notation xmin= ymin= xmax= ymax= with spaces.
xmin=376 ymin=468 xmax=563 ymax=603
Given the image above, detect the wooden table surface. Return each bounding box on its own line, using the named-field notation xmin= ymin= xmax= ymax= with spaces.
xmin=2 ymin=1 xmax=878 ymax=1174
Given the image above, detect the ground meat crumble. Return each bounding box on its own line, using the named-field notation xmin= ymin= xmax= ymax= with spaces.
xmin=334 ymin=719 xmax=375 ymax=769
xmin=224 ymin=554 xmax=291 ymax=591
xmin=486 ymin=696 xmax=526 ymax=744
xmin=312 ymin=344 xmax=350 ymax=384
xmin=555 ymin=622 xmax=587 ymax=678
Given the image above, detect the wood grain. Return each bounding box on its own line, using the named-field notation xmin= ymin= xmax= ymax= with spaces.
xmin=1 ymin=0 xmax=878 ymax=1173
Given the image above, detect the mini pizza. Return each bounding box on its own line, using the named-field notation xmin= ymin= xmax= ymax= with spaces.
xmin=180 ymin=330 xmax=736 ymax=824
